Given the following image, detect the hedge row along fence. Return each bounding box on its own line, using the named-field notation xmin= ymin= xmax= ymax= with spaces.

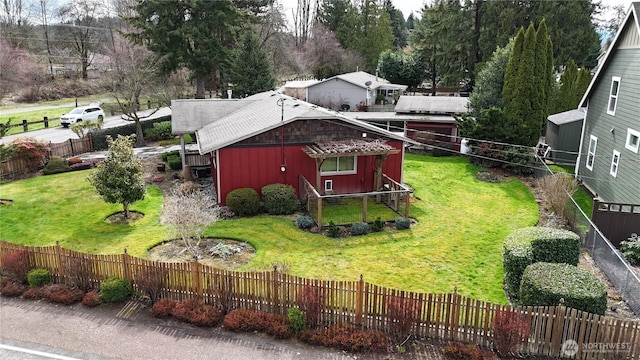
xmin=1 ymin=240 xmax=639 ymax=359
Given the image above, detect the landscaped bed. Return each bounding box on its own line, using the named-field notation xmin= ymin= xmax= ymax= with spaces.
xmin=0 ymin=153 xmax=538 ymax=303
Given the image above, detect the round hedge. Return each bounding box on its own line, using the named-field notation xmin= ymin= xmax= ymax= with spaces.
xmin=261 ymin=183 xmax=298 ymax=215
xmin=519 ymin=262 xmax=607 ymax=315
xmin=27 ymin=268 xmax=51 ymax=287
xmin=226 ymin=188 xmax=261 ymax=216
xmin=502 ymin=227 xmax=580 ymax=298
xmin=99 ymin=277 xmax=133 ymax=303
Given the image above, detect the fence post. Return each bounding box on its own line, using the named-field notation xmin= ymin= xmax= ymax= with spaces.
xmin=122 ymin=248 xmax=132 ymax=283
xmin=147 ymin=100 xmax=152 ymax=109
xmin=356 ymin=274 xmax=364 ymax=326
xmin=44 ymin=116 xmax=49 ymax=129
xmin=194 ymin=262 xmax=203 ymax=298
xmin=22 ymin=119 xmax=28 ymax=132
xmin=272 ymin=265 xmax=279 ymax=313
xmin=55 ymin=240 xmax=64 ymax=284
xmin=68 ymin=138 xmax=75 ymax=156
xmin=317 ymin=198 xmax=323 ymax=227
xmin=362 ymin=195 xmax=368 ymax=222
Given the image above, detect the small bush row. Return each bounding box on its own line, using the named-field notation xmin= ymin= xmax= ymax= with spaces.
xmin=502 ymin=227 xmax=580 ymax=298
xmin=299 ymin=323 xmax=390 ymax=353
xmin=226 ymin=184 xmax=299 ymax=217
xmin=443 ymin=342 xmax=495 ymax=360
xmin=223 ymin=308 xmax=292 ymax=339
xmin=144 ymin=121 xmax=173 ymax=141
xmin=319 ymin=217 xmax=410 ymax=238
xmin=43 ymin=156 xmax=97 ymax=175
xmin=151 ymin=298 xmax=224 ymax=327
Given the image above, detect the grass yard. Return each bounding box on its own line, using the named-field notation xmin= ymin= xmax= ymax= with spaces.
xmin=1 ymin=108 xmax=69 ymax=136
xmin=0 ymin=153 xmax=538 ymax=303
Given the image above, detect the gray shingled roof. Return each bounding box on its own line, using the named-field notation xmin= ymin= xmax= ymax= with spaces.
xmin=548 ymin=108 xmax=585 ymax=125
xmin=309 ymin=71 xmax=407 ymax=91
xmin=395 ymin=96 xmax=470 ymax=114
xmin=343 ymin=112 xmax=457 ymax=124
xmin=171 ymin=99 xmax=254 ymax=134
xmin=193 ymin=91 xmax=417 ymax=154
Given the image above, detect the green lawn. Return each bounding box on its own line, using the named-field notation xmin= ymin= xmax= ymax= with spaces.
xmin=0 ymin=154 xmax=538 ymax=303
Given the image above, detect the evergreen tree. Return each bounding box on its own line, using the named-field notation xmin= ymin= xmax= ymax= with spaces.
xmin=554 ymin=60 xmax=579 ymax=113
xmin=377 ymin=50 xmax=426 ymax=92
xmin=229 ymin=30 xmax=275 ymax=97
xmin=316 ymin=0 xmax=352 ymax=32
xmin=533 ymin=19 xmax=552 ymax=125
xmin=502 ymin=27 xmax=525 ymax=109
xmin=383 ymin=0 xmax=407 ymax=48
xmin=87 ymin=135 xmax=145 ymax=219
xmin=469 ymin=40 xmax=513 ymax=115
xmin=574 ymin=67 xmax=592 ymax=106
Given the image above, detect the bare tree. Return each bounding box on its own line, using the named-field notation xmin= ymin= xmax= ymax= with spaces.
xmin=292 ymin=0 xmax=316 ymax=47
xmin=103 ymin=31 xmax=163 ymax=147
xmin=0 ymin=40 xmax=41 ymax=101
xmin=37 ymin=0 xmax=57 ymax=79
xmin=161 ymin=186 xmax=219 ymax=260
xmin=301 ymin=24 xmax=362 ymax=79
xmin=56 ymin=0 xmax=107 ymax=80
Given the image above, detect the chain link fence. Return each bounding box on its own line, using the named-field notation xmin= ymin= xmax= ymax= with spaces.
xmin=535 ymin=155 xmax=640 ymax=315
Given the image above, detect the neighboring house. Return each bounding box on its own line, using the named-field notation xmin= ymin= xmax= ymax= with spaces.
xmin=395 ymin=96 xmax=468 ymax=151
xmin=305 ymin=71 xmax=407 ymax=111
xmin=281 ymin=79 xmax=320 ymax=101
xmin=544 ymin=108 xmax=585 ymax=165
xmin=575 ymin=2 xmax=640 ymax=244
xmin=171 ymin=91 xmax=416 ymax=206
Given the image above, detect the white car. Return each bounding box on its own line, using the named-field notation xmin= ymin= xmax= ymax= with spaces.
xmin=60 ymin=105 xmax=105 ymax=128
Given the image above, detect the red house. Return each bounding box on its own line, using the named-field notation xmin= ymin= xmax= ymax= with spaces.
xmin=171 ymin=92 xmax=416 ymax=206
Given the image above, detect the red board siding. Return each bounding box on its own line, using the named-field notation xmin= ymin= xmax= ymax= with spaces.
xmin=216 ymin=141 xmax=404 ymax=206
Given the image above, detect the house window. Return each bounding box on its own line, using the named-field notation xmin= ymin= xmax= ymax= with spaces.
xmin=625 ymin=128 xmax=640 ymax=153
xmin=610 ymin=150 xmax=620 ymax=177
xmin=586 ymin=135 xmax=597 ymax=171
xmin=607 ymin=77 xmax=620 ymax=115
xmin=320 ymin=156 xmax=357 ymax=175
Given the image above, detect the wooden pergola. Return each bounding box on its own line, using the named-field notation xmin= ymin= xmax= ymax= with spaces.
xmin=302 ymin=139 xmax=401 ymax=194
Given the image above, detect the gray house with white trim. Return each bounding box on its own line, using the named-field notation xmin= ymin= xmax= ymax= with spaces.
xmin=576 ymin=2 xmax=640 ymax=205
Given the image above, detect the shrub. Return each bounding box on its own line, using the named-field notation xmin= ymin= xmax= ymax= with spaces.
xmin=43 ymin=156 xmax=71 ymax=175
xmin=0 ymin=281 xmax=26 ymax=297
xmin=395 ymin=217 xmax=411 ymax=230
xmin=22 ymin=286 xmax=44 ymax=300
xmin=167 ymin=154 xmax=182 ymax=170
xmin=288 ymin=307 xmax=306 ymax=334
xmin=519 ymin=262 xmax=607 ymax=315
xmin=99 ymin=277 xmax=133 ymax=303
xmin=172 ymin=298 xmax=223 ymax=327
xmin=27 ymin=268 xmax=51 ymax=287
xmin=69 ymin=162 xmax=94 ymax=171
xmin=144 ymin=121 xmax=173 ymax=141
xmin=91 ymin=115 xmax=171 ymax=150
xmin=11 ymin=137 xmax=50 ymax=172
xmin=502 ymin=227 xmax=580 ymax=298
xmin=371 ymin=217 xmax=384 ymax=232
xmin=161 ymin=149 xmax=180 ymax=162
xmin=223 ymin=309 xmax=292 ymax=339
xmin=152 ymin=298 xmax=178 ymax=318
xmin=226 ymin=188 xmax=261 ymax=216
xmin=261 ymin=183 xmax=299 ymax=215
xmin=297 ymin=284 xmax=324 ymax=328
xmin=299 ymin=323 xmax=389 ymax=353
xmin=491 ymin=308 xmax=531 ymax=356
xmin=621 ymin=236 xmax=640 ymax=265
xmin=264 ymin=314 xmax=292 ymax=339
xmin=82 ymin=290 xmax=101 ymax=307
xmin=327 ymin=221 xmax=340 ymax=238
xmin=67 ymin=157 xmax=83 ymax=165
xmin=134 ymin=267 xmax=166 ymax=303
xmin=62 ymin=256 xmax=94 ymax=291
xmin=296 ymin=215 xmax=315 ymax=230
xmin=1 ymin=250 xmax=31 ymax=284
xmin=351 ymin=222 xmax=369 ymax=236
xmin=386 ymin=295 xmax=421 ymax=339
xmin=443 ymin=342 xmax=494 ymax=360
xmin=43 ymin=284 xmax=84 ymax=305
xmin=535 ymin=172 xmax=578 ymax=219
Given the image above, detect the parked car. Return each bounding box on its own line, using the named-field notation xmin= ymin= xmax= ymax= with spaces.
xmin=60 ymin=104 xmax=105 ymax=128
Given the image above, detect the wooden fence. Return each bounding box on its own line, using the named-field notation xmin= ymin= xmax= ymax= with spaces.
xmin=1 ymin=240 xmax=638 ymax=359
xmin=1 ymin=136 xmax=93 ymax=178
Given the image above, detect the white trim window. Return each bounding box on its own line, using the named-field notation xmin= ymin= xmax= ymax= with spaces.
xmin=625 ymin=128 xmax=640 ymax=153
xmin=607 ymin=76 xmax=621 ymax=115
xmin=324 ymin=179 xmax=333 ymax=192
xmin=586 ymin=135 xmax=597 ymax=170
xmin=610 ymin=150 xmax=620 ymax=177
xmin=320 ymin=156 xmax=357 ymax=175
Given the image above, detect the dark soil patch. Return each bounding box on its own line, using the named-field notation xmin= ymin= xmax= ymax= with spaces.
xmin=105 ymin=211 xmax=144 ymax=224
xmin=147 ymin=238 xmax=255 ymax=270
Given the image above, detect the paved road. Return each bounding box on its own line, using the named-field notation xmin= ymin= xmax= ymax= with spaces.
xmin=0 ymin=297 xmax=362 ymax=360
xmin=0 ymin=107 xmax=172 ymax=145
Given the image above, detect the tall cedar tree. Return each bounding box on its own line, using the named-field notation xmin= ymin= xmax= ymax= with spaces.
xmin=377 ymin=50 xmax=426 ymax=92
xmin=554 ymin=60 xmax=579 ymax=113
xmin=126 ymin=0 xmax=239 ymax=99
xmin=469 ymin=40 xmax=513 ymax=116
xmin=229 ymin=30 xmax=275 ymax=97
xmin=316 ymin=0 xmax=352 ymax=32
xmin=87 ymin=135 xmax=145 ymax=219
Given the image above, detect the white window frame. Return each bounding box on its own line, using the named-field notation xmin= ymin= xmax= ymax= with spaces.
xmin=610 ymin=150 xmax=620 ymax=177
xmin=586 ymin=135 xmax=597 ymax=171
xmin=320 ymin=156 xmax=357 ymax=175
xmin=625 ymin=128 xmax=640 ymax=153
xmin=607 ymin=76 xmax=620 ymax=115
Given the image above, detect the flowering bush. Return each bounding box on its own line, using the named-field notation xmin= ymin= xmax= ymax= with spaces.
xmin=11 ymin=137 xmax=50 ymax=172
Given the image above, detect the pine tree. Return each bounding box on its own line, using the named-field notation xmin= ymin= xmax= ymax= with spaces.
xmin=229 ymin=30 xmax=276 ymax=97
xmin=502 ymin=27 xmax=525 ymax=108
xmin=554 ymin=60 xmax=579 ymax=113
xmin=574 ymin=67 xmax=592 ymax=106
